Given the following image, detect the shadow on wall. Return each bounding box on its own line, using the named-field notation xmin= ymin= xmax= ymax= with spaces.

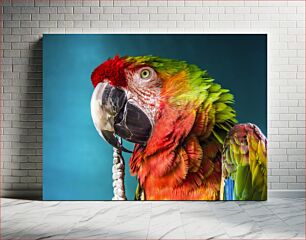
xmin=5 ymin=39 xmax=43 ymax=200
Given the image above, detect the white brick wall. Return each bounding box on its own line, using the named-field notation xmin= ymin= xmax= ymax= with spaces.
xmin=1 ymin=0 xmax=305 ymax=198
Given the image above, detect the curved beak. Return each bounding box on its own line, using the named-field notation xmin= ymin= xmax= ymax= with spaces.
xmin=91 ymin=82 xmax=152 ymax=153
xmin=100 ymin=130 xmax=132 ymax=153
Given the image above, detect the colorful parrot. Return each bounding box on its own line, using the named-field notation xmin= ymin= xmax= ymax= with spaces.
xmin=90 ymin=55 xmax=267 ymax=200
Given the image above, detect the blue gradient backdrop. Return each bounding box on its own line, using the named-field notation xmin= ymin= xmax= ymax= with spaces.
xmin=43 ymin=34 xmax=267 ymax=200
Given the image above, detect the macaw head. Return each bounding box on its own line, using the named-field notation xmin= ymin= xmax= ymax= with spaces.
xmin=90 ymin=55 xmax=212 ymax=152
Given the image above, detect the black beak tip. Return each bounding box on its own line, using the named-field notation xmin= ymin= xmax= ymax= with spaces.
xmin=101 ymin=130 xmax=133 ymax=153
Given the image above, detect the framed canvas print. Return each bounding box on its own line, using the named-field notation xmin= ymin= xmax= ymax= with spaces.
xmin=43 ymin=34 xmax=267 ymax=200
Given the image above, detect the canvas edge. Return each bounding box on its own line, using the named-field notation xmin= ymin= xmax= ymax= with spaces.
xmin=1 ymin=190 xmax=304 ymax=200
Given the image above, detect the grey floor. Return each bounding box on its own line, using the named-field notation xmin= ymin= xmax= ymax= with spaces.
xmin=1 ymin=198 xmax=305 ymax=239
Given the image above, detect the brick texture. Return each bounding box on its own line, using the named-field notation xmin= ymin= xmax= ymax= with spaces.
xmin=0 ymin=0 xmax=305 ymax=198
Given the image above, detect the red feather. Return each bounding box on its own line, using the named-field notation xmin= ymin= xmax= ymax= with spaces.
xmin=91 ymin=55 xmax=130 ymax=88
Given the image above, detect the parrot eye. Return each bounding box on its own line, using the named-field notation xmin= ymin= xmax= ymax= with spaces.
xmin=140 ymin=68 xmax=152 ymax=80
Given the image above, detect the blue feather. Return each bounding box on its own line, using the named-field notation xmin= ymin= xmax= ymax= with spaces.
xmin=224 ymin=177 xmax=235 ymax=200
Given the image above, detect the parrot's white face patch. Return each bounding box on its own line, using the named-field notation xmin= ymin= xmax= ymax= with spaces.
xmin=90 ymin=82 xmax=115 ymax=133
xmin=125 ymin=67 xmax=161 ymax=124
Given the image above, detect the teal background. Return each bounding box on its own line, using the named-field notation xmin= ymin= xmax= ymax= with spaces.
xmin=43 ymin=34 xmax=267 ymax=200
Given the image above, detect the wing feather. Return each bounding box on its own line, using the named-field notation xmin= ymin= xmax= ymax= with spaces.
xmin=221 ymin=123 xmax=267 ymax=200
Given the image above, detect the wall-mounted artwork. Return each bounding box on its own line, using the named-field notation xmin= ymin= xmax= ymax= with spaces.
xmin=43 ymin=34 xmax=267 ymax=200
